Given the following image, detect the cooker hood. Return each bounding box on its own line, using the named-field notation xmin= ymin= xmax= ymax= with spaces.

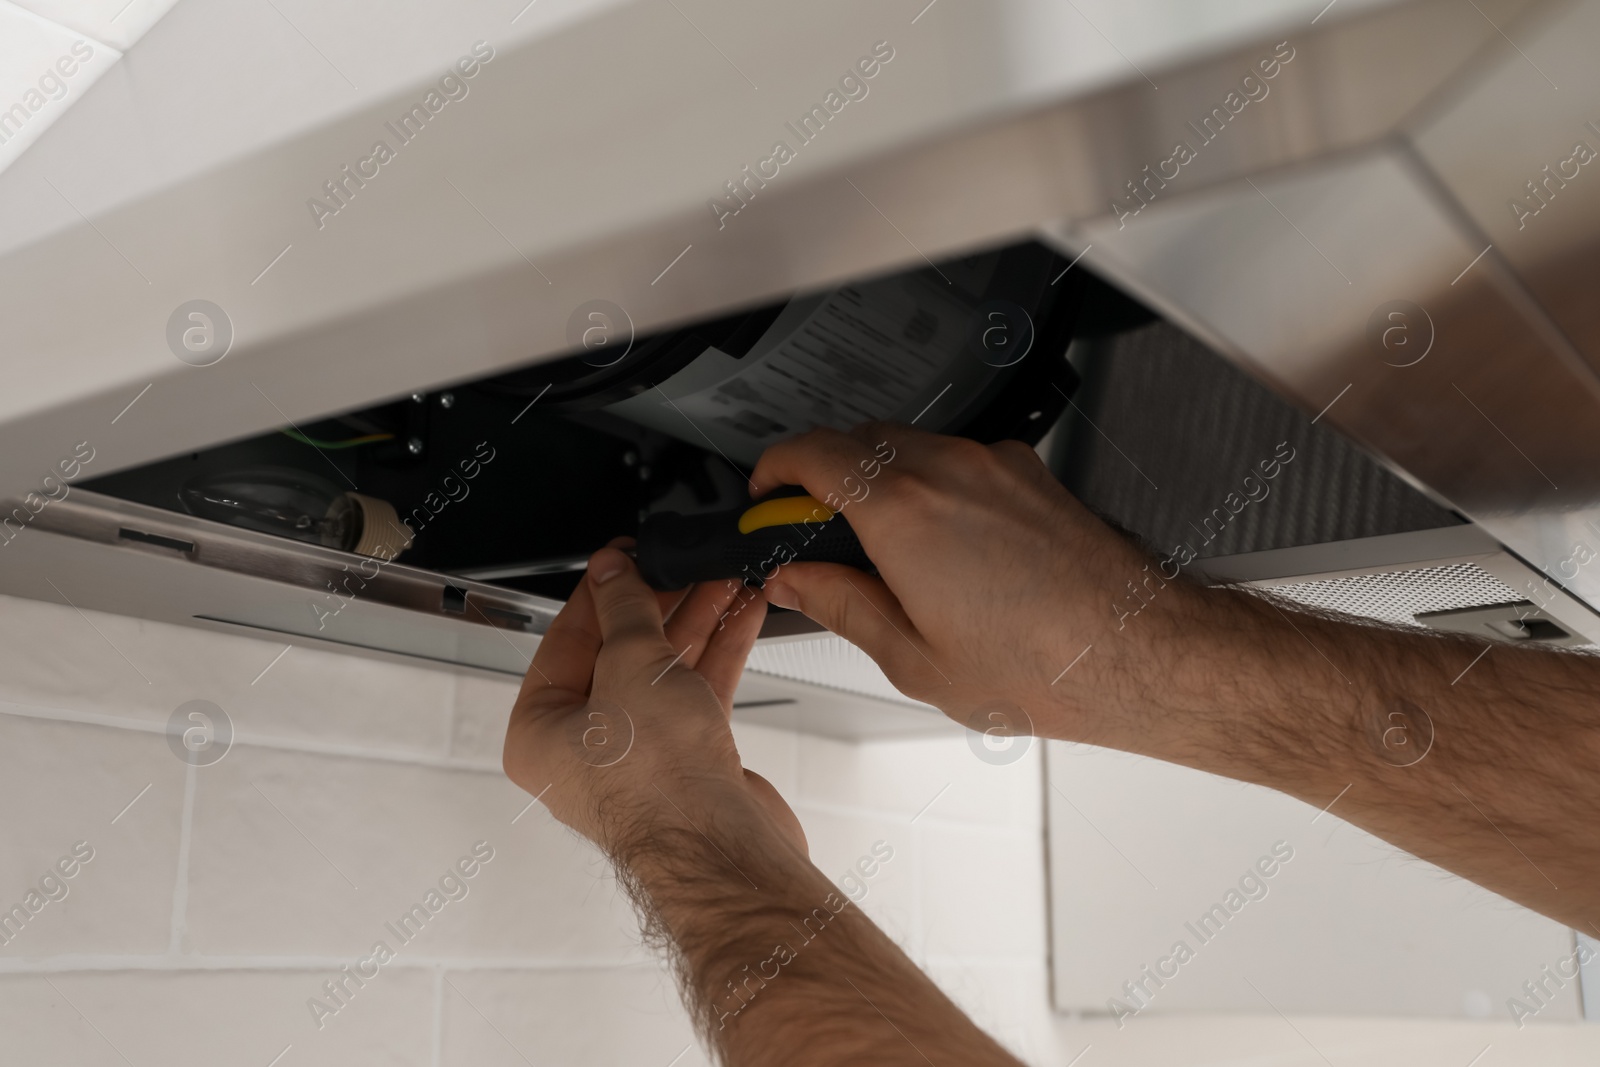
xmin=3 ymin=0 xmax=1599 ymax=734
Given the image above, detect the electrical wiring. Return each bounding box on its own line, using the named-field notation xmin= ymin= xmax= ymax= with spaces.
xmin=278 ymin=428 xmax=395 ymax=450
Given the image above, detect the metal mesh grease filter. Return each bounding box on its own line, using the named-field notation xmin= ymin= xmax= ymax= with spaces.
xmin=1061 ymin=321 xmax=1463 ymax=559
xmin=1263 ymin=562 xmax=1520 ymax=628
xmin=747 ymin=635 xmax=925 ymax=706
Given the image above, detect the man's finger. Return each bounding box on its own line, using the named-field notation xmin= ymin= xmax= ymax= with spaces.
xmin=664 ymin=579 xmax=755 ymax=668
xmin=586 ymin=546 xmax=672 ymax=663
xmin=695 ymin=587 xmax=769 ymax=714
xmin=656 ymin=585 xmax=692 ymax=625
xmin=843 ymin=420 xmax=939 ymax=467
xmin=750 ymin=427 xmax=885 ymax=510
xmin=522 ymin=576 xmax=601 ymax=700
xmin=762 ymin=563 xmax=945 ymax=695
xmin=594 ymin=535 xmax=685 ymax=622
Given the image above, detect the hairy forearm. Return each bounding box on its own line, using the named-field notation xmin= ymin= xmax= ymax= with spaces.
xmin=1063 ymin=580 xmax=1600 ymax=928
xmin=608 ymin=786 xmax=1023 ymax=1067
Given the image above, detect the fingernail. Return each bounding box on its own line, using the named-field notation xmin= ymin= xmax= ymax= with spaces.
xmin=589 ymin=549 xmax=626 ymax=584
xmin=765 ymin=580 xmax=798 ymax=610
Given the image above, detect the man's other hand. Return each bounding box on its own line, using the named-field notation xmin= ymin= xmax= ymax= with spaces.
xmin=503 ymin=540 xmax=805 ymax=857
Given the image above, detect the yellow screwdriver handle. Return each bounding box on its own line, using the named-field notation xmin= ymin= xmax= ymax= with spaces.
xmin=736 ymin=494 xmax=835 ymax=534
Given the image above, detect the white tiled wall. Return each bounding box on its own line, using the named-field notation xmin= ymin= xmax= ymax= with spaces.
xmin=0 ymin=591 xmax=1053 ymax=1066
xmin=10 ymin=586 xmax=1595 ymax=1067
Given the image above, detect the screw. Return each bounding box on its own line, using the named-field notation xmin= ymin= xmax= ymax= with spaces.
xmin=638 ymin=465 xmax=651 ymax=480
xmin=439 ymin=393 xmax=455 ymax=409
xmin=622 ymin=450 xmax=638 ymax=467
xmin=406 ymin=437 xmax=424 ymax=456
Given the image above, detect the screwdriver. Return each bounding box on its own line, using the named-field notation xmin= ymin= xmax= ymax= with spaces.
xmin=630 ymin=489 xmax=874 ymax=591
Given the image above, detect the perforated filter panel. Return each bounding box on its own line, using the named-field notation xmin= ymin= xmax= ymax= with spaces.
xmin=747 ymin=636 xmax=924 ymax=706
xmin=1264 ymin=562 xmax=1522 ymax=628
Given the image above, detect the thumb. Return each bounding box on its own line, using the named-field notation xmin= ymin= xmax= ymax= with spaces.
xmin=586 ymin=547 xmax=669 ymax=654
xmin=763 ymin=564 xmax=941 ymax=693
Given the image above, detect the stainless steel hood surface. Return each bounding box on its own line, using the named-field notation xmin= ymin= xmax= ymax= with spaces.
xmin=4 ymin=0 xmax=1600 ymax=645
xmin=1058 ymin=0 xmax=1600 ymax=616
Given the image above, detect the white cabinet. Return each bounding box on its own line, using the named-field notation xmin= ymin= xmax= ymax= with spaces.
xmin=1046 ymin=741 xmax=1584 ymax=1023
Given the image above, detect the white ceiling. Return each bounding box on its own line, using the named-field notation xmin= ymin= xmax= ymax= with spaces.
xmin=0 ymin=0 xmax=173 ymax=176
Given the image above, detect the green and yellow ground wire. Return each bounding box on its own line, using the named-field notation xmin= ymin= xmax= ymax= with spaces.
xmin=278 ymin=428 xmax=396 ymax=450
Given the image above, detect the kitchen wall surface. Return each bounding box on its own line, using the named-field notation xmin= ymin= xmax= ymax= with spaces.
xmin=0 ymin=592 xmax=1050 ymax=1066
xmin=0 ymin=591 xmax=1595 ymax=1065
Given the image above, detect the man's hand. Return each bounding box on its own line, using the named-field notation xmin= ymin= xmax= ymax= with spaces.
xmin=756 ymin=423 xmax=1600 ymax=930
xmin=503 ymin=542 xmax=1030 ymax=1066
xmin=503 ymin=541 xmax=802 ymax=856
xmin=752 ymin=421 xmax=1177 ymax=745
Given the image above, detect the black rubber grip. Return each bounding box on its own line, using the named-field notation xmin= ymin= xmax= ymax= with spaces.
xmin=635 ymin=507 xmax=873 ymax=591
